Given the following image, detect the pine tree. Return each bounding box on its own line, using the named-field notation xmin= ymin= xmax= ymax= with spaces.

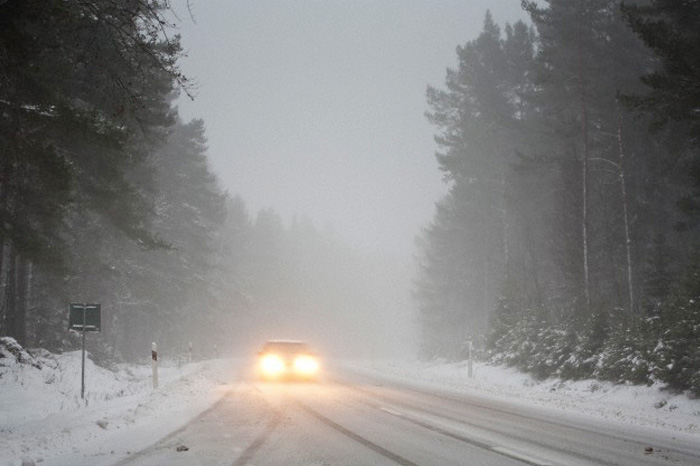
xmin=521 ymin=0 xmax=660 ymax=322
xmin=623 ymin=1 xmax=700 ymax=228
xmin=653 ymin=248 xmax=700 ymax=395
xmin=622 ymin=0 xmax=700 ymax=141
xmin=643 ymin=233 xmax=673 ymax=312
xmin=0 ymin=0 xmax=186 ymax=345
xmin=93 ymin=119 xmax=225 ymax=360
xmin=415 ymin=187 xmax=483 ymax=359
xmin=419 ymin=13 xmax=536 ymax=359
xmin=595 ymin=319 xmax=655 ymax=385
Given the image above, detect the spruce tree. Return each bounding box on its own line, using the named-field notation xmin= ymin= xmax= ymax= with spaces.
xmin=419 ymin=13 xmax=536 ymax=359
xmin=0 ymin=0 xmax=186 ymax=346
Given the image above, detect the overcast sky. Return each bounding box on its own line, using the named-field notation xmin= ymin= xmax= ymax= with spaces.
xmin=172 ymin=0 xmax=526 ymax=257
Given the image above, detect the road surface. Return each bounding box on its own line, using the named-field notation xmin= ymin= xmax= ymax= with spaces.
xmin=112 ymin=365 xmax=700 ymax=466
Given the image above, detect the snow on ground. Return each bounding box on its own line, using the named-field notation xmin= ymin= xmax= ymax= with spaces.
xmin=3 ymin=338 xmax=700 ymax=466
xmin=344 ymin=359 xmax=700 ymax=436
xmin=1 ymin=339 xmax=241 ymax=466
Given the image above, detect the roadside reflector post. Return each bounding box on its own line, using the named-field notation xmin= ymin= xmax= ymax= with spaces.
xmin=152 ymin=342 xmax=158 ymax=389
xmin=188 ymin=341 xmax=193 ymax=364
xmin=81 ymin=309 xmax=86 ymax=399
xmin=467 ymin=341 xmax=474 ymax=379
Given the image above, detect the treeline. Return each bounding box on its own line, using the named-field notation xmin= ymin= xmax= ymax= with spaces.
xmin=0 ymin=0 xmax=227 ymax=359
xmin=415 ymin=1 xmax=700 ymax=395
xmin=0 ymin=0 xmax=388 ymax=361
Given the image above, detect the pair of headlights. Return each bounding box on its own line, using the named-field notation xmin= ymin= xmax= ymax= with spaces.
xmin=259 ymin=353 xmax=319 ymax=376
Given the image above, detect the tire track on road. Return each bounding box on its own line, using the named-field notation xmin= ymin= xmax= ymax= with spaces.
xmin=111 ymin=388 xmax=234 ymax=466
xmin=292 ymin=398 xmax=420 ymax=466
xmin=331 ymin=374 xmax=700 ymax=466
xmin=230 ymin=405 xmax=283 ymax=466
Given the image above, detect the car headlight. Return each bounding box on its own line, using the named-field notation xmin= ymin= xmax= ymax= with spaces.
xmin=293 ymin=355 xmax=319 ymax=375
xmin=260 ymin=354 xmax=285 ymax=376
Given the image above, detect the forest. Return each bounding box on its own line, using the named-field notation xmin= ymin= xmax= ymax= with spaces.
xmin=0 ymin=0 xmax=402 ymax=363
xmin=2 ymin=0 xmax=700 ymax=397
xmin=415 ymin=0 xmax=700 ymax=396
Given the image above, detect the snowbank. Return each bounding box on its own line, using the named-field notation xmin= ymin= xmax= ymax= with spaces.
xmin=0 ymin=338 xmax=239 ymax=466
xmin=346 ymin=359 xmax=700 ymax=436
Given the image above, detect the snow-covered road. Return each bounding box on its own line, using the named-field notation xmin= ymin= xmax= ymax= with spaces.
xmin=90 ymin=367 xmax=700 ymax=466
xmin=3 ymin=348 xmax=700 ymax=466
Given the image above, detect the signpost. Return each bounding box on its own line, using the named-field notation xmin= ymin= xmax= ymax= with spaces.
xmin=69 ymin=303 xmax=101 ymax=399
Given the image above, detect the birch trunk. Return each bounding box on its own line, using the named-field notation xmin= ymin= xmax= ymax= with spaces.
xmin=616 ymin=99 xmax=635 ymax=316
xmin=578 ymin=44 xmax=591 ymax=315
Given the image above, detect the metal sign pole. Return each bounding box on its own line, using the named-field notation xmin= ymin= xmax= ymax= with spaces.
xmin=81 ymin=303 xmax=86 ymax=399
xmin=69 ymin=302 xmax=101 ymax=400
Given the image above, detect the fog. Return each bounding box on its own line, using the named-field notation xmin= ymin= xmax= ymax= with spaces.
xmin=171 ymin=0 xmax=525 ymax=358
xmin=5 ymin=6 xmax=700 ymax=463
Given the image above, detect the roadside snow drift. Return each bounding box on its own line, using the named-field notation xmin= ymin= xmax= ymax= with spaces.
xmin=1 ymin=338 xmax=239 ymax=466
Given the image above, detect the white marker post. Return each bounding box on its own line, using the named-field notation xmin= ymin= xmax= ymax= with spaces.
xmin=467 ymin=341 xmax=474 ymax=379
xmin=151 ymin=342 xmax=158 ymax=389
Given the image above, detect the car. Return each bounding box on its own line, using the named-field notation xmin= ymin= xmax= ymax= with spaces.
xmin=257 ymin=340 xmax=320 ymax=381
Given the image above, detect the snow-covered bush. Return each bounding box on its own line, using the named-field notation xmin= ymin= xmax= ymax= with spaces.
xmin=528 ymin=325 xmax=572 ymax=380
xmin=0 ymin=337 xmax=41 ymax=370
xmin=594 ymin=321 xmax=656 ymax=386
xmin=486 ymin=249 xmax=700 ymax=396
xmin=489 ymin=306 xmax=575 ymax=380
xmin=653 ymin=298 xmax=700 ymax=397
xmin=557 ymin=311 xmax=609 ymax=380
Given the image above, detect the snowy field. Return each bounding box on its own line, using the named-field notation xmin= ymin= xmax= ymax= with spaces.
xmin=2 ymin=339 xmax=700 ymax=466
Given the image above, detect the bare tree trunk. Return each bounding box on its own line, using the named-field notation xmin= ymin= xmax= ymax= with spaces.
xmin=616 ymin=98 xmax=635 ymax=317
xmin=578 ymin=45 xmax=591 ymax=315
xmin=5 ymin=245 xmax=19 ymax=343
xmin=0 ymin=159 xmax=7 ymax=336
xmin=522 ymin=219 xmax=543 ymax=308
xmin=0 ymin=242 xmax=5 ymax=336
xmin=501 ymin=173 xmax=510 ymax=275
xmin=16 ymin=254 xmax=28 ymax=346
xmin=2 ymin=244 xmax=29 ymax=346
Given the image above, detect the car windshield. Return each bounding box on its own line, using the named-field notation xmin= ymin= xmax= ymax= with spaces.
xmin=262 ymin=341 xmax=311 ymax=354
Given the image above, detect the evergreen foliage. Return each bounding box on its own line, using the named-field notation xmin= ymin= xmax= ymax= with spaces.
xmin=622 ymin=0 xmax=700 ymax=141
xmin=0 ymin=0 xmax=185 ymax=346
xmin=419 ymin=2 xmax=700 ymax=397
xmin=594 ymin=320 xmax=657 ymax=385
xmin=418 ymin=12 xmax=536 ymax=359
xmin=652 ymin=250 xmax=700 ymax=396
xmin=2 ymin=0 xmax=700 ymax=397
xmin=622 ymin=0 xmax=700 ymax=227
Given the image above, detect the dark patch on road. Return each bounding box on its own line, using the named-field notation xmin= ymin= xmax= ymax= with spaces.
xmin=293 ymin=399 xmax=420 ymax=466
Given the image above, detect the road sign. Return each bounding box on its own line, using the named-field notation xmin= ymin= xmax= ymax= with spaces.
xmin=69 ymin=303 xmax=101 ymax=332
xmin=68 ymin=302 xmax=102 ymax=400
